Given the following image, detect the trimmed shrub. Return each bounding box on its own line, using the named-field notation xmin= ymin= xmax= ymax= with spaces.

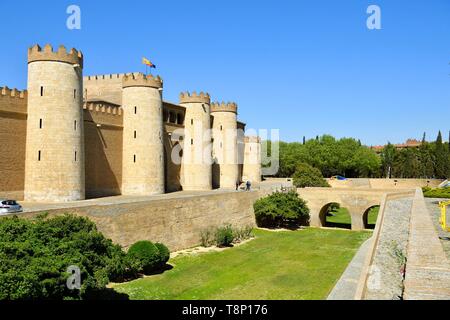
xmin=127 ymin=241 xmax=160 ymax=275
xmin=293 ymin=163 xmax=330 ymax=188
xmin=155 ymin=243 xmax=170 ymax=267
xmin=254 ymin=191 xmax=310 ymax=228
xmin=215 ymin=225 xmax=235 ymax=247
xmin=422 ymin=186 xmax=450 ymax=199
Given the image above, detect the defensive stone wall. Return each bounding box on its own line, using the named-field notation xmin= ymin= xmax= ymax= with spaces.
xmin=0 ymin=87 xmax=28 ymax=199
xmin=84 ymin=102 xmax=124 ymax=199
xmin=13 ymin=190 xmax=270 ymax=251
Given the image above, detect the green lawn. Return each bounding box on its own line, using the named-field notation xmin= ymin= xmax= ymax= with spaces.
xmin=113 ymin=228 xmax=371 ymax=300
xmin=326 ymin=207 xmax=379 ymax=229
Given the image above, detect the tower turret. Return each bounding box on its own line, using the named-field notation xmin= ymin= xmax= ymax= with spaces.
xmin=121 ymin=73 xmax=165 ymax=195
xmin=243 ymin=136 xmax=262 ymax=184
xmin=211 ymin=102 xmax=239 ymax=189
xmin=24 ymin=44 xmax=85 ymax=202
xmin=179 ymin=91 xmax=212 ymax=191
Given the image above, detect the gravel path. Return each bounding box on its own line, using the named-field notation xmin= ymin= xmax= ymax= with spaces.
xmin=425 ymin=198 xmax=450 ymax=261
xmin=365 ymin=197 xmax=413 ymax=300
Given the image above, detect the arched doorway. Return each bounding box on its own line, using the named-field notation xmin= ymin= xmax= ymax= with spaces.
xmin=319 ymin=202 xmax=352 ymax=229
xmin=363 ymin=205 xmax=380 ymax=229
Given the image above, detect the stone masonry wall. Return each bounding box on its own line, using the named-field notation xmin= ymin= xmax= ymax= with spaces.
xmin=15 ymin=190 xmax=268 ymax=251
xmin=0 ymin=88 xmax=27 ymax=199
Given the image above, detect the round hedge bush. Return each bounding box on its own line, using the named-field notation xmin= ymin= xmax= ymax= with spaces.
xmin=254 ymin=191 xmax=310 ymax=228
xmin=155 ymin=243 xmax=170 ymax=266
xmin=127 ymin=241 xmax=161 ymax=274
xmin=292 ymin=163 xmax=330 ymax=188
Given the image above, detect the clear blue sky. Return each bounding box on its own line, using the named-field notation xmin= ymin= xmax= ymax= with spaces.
xmin=1 ymin=0 xmax=449 ymax=146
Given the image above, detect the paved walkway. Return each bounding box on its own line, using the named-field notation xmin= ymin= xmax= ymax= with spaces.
xmin=403 ymin=191 xmax=450 ymax=300
xmin=327 ymin=237 xmax=373 ymax=300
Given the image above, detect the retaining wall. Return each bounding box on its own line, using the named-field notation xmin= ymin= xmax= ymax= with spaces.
xmin=10 ymin=190 xmax=269 ymax=251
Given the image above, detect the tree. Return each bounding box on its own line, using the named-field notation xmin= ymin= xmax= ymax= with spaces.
xmin=380 ymin=143 xmax=396 ymax=178
xmin=293 ymin=163 xmax=330 ymax=188
xmin=419 ymin=139 xmax=435 ymax=178
xmin=270 ymin=135 xmax=382 ymax=179
xmin=435 ymin=131 xmax=448 ymax=178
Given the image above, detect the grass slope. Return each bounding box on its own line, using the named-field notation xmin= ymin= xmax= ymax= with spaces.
xmin=327 ymin=207 xmax=379 ymax=229
xmin=114 ymin=228 xmax=371 ymax=300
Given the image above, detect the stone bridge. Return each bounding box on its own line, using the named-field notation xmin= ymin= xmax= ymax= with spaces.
xmin=296 ymin=188 xmax=403 ymax=230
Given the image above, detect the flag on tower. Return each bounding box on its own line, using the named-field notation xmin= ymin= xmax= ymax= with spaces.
xmin=142 ymin=57 xmax=156 ymax=69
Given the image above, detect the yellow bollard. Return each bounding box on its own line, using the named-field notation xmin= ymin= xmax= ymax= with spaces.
xmin=438 ymin=201 xmax=450 ymax=232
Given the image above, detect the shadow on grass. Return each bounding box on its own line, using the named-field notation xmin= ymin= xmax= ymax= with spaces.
xmin=366 ymin=223 xmax=376 ymax=230
xmin=256 ymin=218 xmax=310 ymax=231
xmin=86 ymin=288 xmax=130 ymax=300
xmin=325 ymin=222 xmax=352 ymax=230
xmin=141 ymin=264 xmax=174 ymax=277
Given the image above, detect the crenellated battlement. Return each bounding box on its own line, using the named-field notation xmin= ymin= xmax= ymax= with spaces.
xmin=244 ymin=136 xmax=261 ymax=143
xmin=211 ymin=102 xmax=237 ymax=114
xmin=0 ymin=86 xmax=28 ymax=115
xmin=84 ymin=102 xmax=123 ymax=116
xmin=1 ymin=86 xmax=27 ymax=99
xmin=28 ymin=44 xmax=83 ymax=68
xmin=179 ymin=91 xmax=210 ymax=104
xmin=85 ymin=73 xmax=129 ymax=81
xmin=122 ymin=73 xmax=163 ymax=89
xmin=83 ymin=102 xmax=123 ymax=127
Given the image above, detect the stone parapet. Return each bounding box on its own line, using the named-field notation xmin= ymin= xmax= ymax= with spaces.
xmin=179 ymin=91 xmax=210 ymax=104
xmin=122 ymin=73 xmax=163 ymax=89
xmin=244 ymin=136 xmax=261 ymax=143
xmin=211 ymin=102 xmax=237 ymax=114
xmin=28 ymin=44 xmax=83 ymax=68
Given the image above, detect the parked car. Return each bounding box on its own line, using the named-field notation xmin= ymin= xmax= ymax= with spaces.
xmin=0 ymin=199 xmax=23 ymax=215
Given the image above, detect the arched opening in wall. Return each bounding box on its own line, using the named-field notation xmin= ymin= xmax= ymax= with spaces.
xmin=164 ymin=138 xmax=182 ymax=193
xmin=363 ymin=205 xmax=380 ymax=230
xmin=319 ymin=202 xmax=352 ymax=229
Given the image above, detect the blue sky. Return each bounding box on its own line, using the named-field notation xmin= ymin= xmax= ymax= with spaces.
xmin=1 ymin=0 xmax=449 ymax=145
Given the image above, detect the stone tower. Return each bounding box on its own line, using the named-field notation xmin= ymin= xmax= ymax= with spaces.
xmin=24 ymin=44 xmax=85 ymax=202
xmin=211 ymin=102 xmax=239 ymax=189
xmin=121 ymin=73 xmax=165 ymax=195
xmin=243 ymin=136 xmax=262 ymax=184
xmin=179 ymin=92 xmax=212 ymax=191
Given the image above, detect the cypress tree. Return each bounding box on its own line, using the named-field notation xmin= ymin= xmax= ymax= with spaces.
xmin=435 ymin=131 xmax=447 ymax=178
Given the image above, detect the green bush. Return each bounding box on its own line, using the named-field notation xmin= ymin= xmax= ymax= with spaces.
xmin=422 ymin=186 xmax=450 ymax=198
xmin=0 ymin=214 xmax=133 ymax=300
xmin=215 ymin=225 xmax=235 ymax=247
xmin=155 ymin=243 xmax=170 ymax=267
xmin=200 ymin=228 xmax=216 ymax=247
xmin=127 ymin=241 xmax=161 ymax=274
xmin=293 ymin=163 xmax=330 ymax=188
xmin=233 ymin=226 xmax=254 ymax=243
xmin=254 ymin=191 xmax=310 ymax=228
xmin=200 ymin=225 xmax=254 ymax=247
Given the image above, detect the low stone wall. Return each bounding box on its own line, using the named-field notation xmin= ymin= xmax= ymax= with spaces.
xmin=354 ymin=190 xmax=415 ymax=299
xmin=328 ymin=178 xmax=442 ymax=190
xmin=11 ymin=190 xmax=269 ymax=251
xmin=355 ymin=188 xmax=450 ymax=300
